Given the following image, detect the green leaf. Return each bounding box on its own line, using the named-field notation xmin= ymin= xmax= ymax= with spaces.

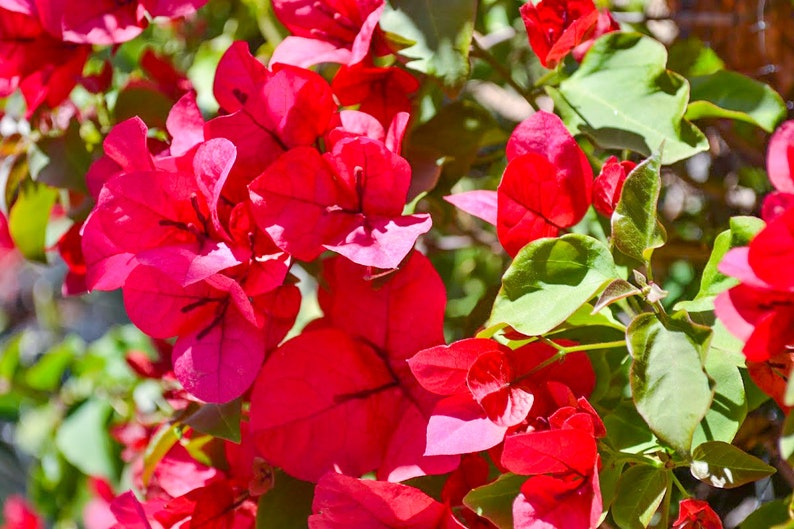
xmin=55 ymin=399 xmax=119 ymax=480
xmin=181 ymin=399 xmax=242 ymax=443
xmin=690 ymin=441 xmax=775 ymax=488
xmin=611 ymin=153 xmax=666 ymax=264
xmin=548 ymin=32 xmax=708 ymax=164
xmin=490 ymin=234 xmax=619 ymax=336
xmin=667 ymin=37 xmax=725 ymax=77
xmin=28 ymin=122 xmax=91 ymax=192
xmin=8 ymin=179 xmax=58 ymax=263
xmin=603 ymin=401 xmax=660 ymax=454
xmin=599 ymin=457 xmax=627 ymax=511
xmin=463 ymin=473 xmax=526 ymax=529
xmin=739 ymin=500 xmax=791 ymax=529
xmin=406 ymin=100 xmax=499 ymax=187
xmin=256 ymin=469 xmax=315 ymax=529
xmin=25 ymin=336 xmax=83 ymax=392
xmin=611 ymin=465 xmax=670 ymax=529
xmin=380 ymin=0 xmax=476 ymax=93
xmin=628 ymin=313 xmax=713 ymax=454
xmin=677 ymin=215 xmax=764 ymax=313
xmin=691 ymin=349 xmax=747 ymax=448
xmin=686 ymin=71 xmax=786 ymax=132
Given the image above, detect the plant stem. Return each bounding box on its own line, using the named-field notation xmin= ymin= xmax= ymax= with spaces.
xmin=670 ymin=472 xmax=690 ymax=498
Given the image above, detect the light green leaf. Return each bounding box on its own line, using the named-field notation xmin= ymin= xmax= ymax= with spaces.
xmin=691 ymin=441 xmax=775 ymax=488
xmin=628 ymin=313 xmax=713 ymax=454
xmin=686 ymin=71 xmax=786 ymax=132
xmin=463 ymin=473 xmax=526 ymax=529
xmin=676 ymin=215 xmax=764 ymax=313
xmin=55 ymin=399 xmax=119 ymax=480
xmin=611 ymin=465 xmax=670 ymax=529
xmin=490 ymin=234 xmax=618 ymax=336
xmin=256 ymin=469 xmax=315 ymax=529
xmin=380 ymin=0 xmax=476 ymax=93
xmin=549 ymin=32 xmax=708 ymax=164
xmin=691 ymin=349 xmax=747 ymax=448
xmin=8 ymin=179 xmax=58 ymax=263
xmin=25 ymin=336 xmax=83 ymax=392
xmin=611 ymin=153 xmax=666 ymax=264
xmin=142 ymin=423 xmax=183 ymax=486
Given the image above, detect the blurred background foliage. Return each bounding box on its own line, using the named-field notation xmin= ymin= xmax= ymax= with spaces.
xmin=2 ymin=0 xmax=794 ymax=527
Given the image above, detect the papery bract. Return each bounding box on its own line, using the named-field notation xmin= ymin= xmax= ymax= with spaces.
xmin=309 ymin=473 xmax=463 ymax=529
xmin=593 ymin=156 xmax=636 ymax=217
xmin=205 ymin=62 xmax=336 ymax=188
xmin=1 ymin=496 xmax=43 ymax=529
xmin=0 ymin=5 xmax=90 ymax=116
xmin=512 ymin=468 xmax=601 ymax=529
xmin=444 ymin=191 xmax=498 ymax=226
xmin=250 ymin=252 xmax=457 ymax=482
xmin=672 ymin=499 xmax=723 ymax=529
xmin=269 ymin=0 xmax=385 ymax=67
xmin=519 ymin=0 xmax=618 ymax=68
xmin=498 ymin=111 xmax=592 ymax=256
xmin=332 ymin=63 xmax=419 ymax=126
xmin=249 ymin=136 xmax=431 ymax=269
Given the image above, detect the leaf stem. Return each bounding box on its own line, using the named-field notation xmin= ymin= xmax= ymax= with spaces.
xmin=670 ymin=472 xmax=690 ymax=498
xmin=470 ymin=38 xmax=539 ymax=111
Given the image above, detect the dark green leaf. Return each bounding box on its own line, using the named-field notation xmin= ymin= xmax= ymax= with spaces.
xmin=667 ymin=37 xmax=725 ymax=77
xmin=29 ymin=122 xmax=91 ymax=192
xmin=628 ymin=313 xmax=713 ymax=454
xmin=603 ymin=402 xmax=660 ymax=454
xmin=691 ymin=441 xmax=775 ymax=488
xmin=55 ymin=399 xmax=119 ymax=480
xmin=406 ymin=100 xmax=500 ymax=190
xmin=182 ymin=398 xmax=242 ymax=443
xmin=686 ymin=71 xmax=786 ymax=132
xmin=611 ymin=153 xmax=666 ymax=264
xmin=380 ymin=0 xmax=476 ymax=93
xmin=114 ymin=85 xmax=173 ymax=130
xmin=592 ymin=279 xmax=642 ymax=314
xmin=611 ymin=465 xmax=670 ymax=529
xmin=256 ymin=469 xmax=315 ymax=529
xmin=490 ymin=234 xmax=618 ymax=336
xmin=549 ymin=32 xmax=708 ymax=164
xmin=8 ymin=179 xmax=58 ymax=263
xmin=463 ymin=473 xmax=525 ymax=529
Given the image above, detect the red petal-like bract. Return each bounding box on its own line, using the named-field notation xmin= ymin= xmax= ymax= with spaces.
xmin=1 ymin=496 xmax=43 ymax=529
xmin=250 ymin=136 xmax=430 ymax=269
xmin=212 ymin=40 xmax=270 ymax=113
xmin=205 ymin=62 xmax=336 ymax=181
xmin=767 ymin=119 xmax=794 ymax=194
xmin=309 ymin=473 xmax=462 ymax=529
xmin=512 ymin=468 xmax=601 ymax=529
xmin=332 ymin=63 xmax=419 ymax=126
xmin=108 ymin=492 xmax=153 ymax=529
xmin=155 ymin=481 xmax=236 ymax=529
xmin=444 ymin=191 xmax=499 ymax=226
xmin=593 ymin=156 xmax=636 ymax=217
xmin=250 ymin=252 xmax=457 ymax=482
xmin=672 ymin=499 xmax=723 ymax=529
xmin=519 ymin=0 xmax=617 ymax=68
xmin=269 ymin=0 xmax=384 ymax=67
xmin=748 ymin=207 xmax=794 ymax=291
xmin=467 ymin=350 xmax=535 ymax=427
xmin=408 ymin=338 xmax=499 ymax=396
xmin=498 ymin=111 xmax=592 ymax=256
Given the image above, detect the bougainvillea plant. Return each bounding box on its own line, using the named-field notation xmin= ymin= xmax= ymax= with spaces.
xmin=2 ymin=0 xmax=794 ymax=527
